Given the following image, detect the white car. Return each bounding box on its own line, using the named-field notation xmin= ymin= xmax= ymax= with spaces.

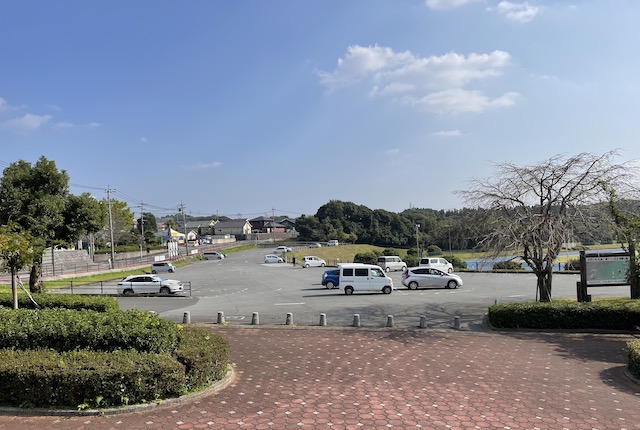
xmin=419 ymin=257 xmax=454 ymax=273
xmin=401 ymin=267 xmax=463 ymax=290
xmin=327 ymin=240 xmax=339 ymax=246
xmin=301 ymin=256 xmax=326 ymax=268
xmin=202 ymin=250 xmax=225 ymax=260
xmin=274 ymin=246 xmax=293 ymax=254
xmin=264 ymin=254 xmax=284 ymax=264
xmin=117 ymin=275 xmax=184 ymax=295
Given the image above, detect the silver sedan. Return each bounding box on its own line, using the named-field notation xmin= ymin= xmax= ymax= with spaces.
xmin=401 ymin=267 xmax=463 ymax=290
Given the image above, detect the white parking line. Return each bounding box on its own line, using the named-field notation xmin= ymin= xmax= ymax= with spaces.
xmin=274 ymin=302 xmax=305 ymax=306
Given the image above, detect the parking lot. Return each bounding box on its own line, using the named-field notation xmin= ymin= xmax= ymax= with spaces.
xmin=99 ymin=247 xmax=633 ymax=330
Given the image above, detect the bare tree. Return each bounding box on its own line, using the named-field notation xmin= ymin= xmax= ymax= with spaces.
xmin=458 ymin=151 xmax=637 ymax=302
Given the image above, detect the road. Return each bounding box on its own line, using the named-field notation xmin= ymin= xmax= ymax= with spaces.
xmin=95 ymin=247 xmax=631 ymax=330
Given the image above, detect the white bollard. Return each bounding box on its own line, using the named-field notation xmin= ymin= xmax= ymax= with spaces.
xmin=319 ymin=313 xmax=327 ymax=326
xmin=286 ymin=312 xmax=293 ymax=325
xmin=386 ymin=315 xmax=395 ymax=327
xmin=182 ymin=311 xmax=191 ymax=324
xmin=353 ymin=314 xmax=361 ymax=327
xmin=419 ymin=315 xmax=427 ymax=329
xmin=251 ymin=312 xmax=259 ymax=325
xmin=453 ymin=315 xmax=461 ymax=330
xmin=217 ymin=311 xmax=225 ymax=324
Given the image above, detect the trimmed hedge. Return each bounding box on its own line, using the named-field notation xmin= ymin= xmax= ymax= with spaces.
xmin=0 ymin=349 xmax=186 ymax=409
xmin=0 ymin=308 xmax=179 ymax=354
xmin=176 ymin=326 xmax=230 ymax=391
xmin=628 ymin=340 xmax=640 ymax=380
xmin=488 ymin=300 xmax=640 ymax=330
xmin=0 ymin=292 xmax=119 ymax=312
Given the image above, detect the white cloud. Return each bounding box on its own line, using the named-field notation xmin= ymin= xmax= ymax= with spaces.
xmin=140 ymin=136 xmax=148 ymax=143
xmin=0 ymin=97 xmax=8 ymax=112
xmin=54 ymin=121 xmax=75 ymax=129
xmin=189 ymin=161 xmax=222 ymax=170
xmin=425 ymin=0 xmax=478 ymax=10
xmin=0 ymin=113 xmax=52 ymax=132
xmin=88 ymin=122 xmax=101 ymax=128
xmin=318 ymin=45 xmax=518 ymax=114
xmin=491 ymin=1 xmax=540 ymax=23
xmin=412 ymin=88 xmax=519 ymax=114
xmin=432 ymin=130 xmax=463 ymax=137
xmin=385 ymin=148 xmax=400 ymax=155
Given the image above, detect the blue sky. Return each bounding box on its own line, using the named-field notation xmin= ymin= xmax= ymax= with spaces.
xmin=1 ymin=0 xmax=639 ymax=220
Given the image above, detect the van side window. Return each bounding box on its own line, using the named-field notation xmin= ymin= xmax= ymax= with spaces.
xmin=354 ymin=268 xmax=368 ymax=277
xmin=343 ymin=268 xmax=354 ymax=276
xmin=371 ymin=268 xmax=384 ymax=277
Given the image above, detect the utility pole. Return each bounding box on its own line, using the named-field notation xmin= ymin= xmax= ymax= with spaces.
xmin=415 ymin=224 xmax=421 ymax=259
xmin=179 ymin=202 xmax=188 ymax=256
xmin=139 ymin=202 xmax=145 ymax=260
xmin=106 ymin=186 xmax=116 ymax=269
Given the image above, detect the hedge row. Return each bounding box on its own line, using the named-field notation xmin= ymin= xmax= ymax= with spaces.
xmin=176 ymin=326 xmax=231 ymax=390
xmin=0 ymin=308 xmax=179 ymax=354
xmin=0 ymin=349 xmax=186 ymax=408
xmin=628 ymin=340 xmax=640 ymax=380
xmin=488 ymin=300 xmax=640 ymax=330
xmin=0 ymin=292 xmax=119 ymax=312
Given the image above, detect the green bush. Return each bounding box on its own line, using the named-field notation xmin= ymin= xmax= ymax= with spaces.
xmin=444 ymin=254 xmax=467 ymax=269
xmin=628 ymin=340 xmax=640 ymax=380
xmin=0 ymin=308 xmax=179 ymax=354
xmin=403 ymin=255 xmax=418 ymax=267
xmin=0 ymin=292 xmax=119 ymax=312
xmin=176 ymin=327 xmax=230 ymax=391
xmin=0 ymin=349 xmax=186 ymax=408
xmin=426 ymin=245 xmax=442 ymax=255
xmin=488 ymin=300 xmax=640 ymax=330
xmin=492 ymin=260 xmax=524 ymax=271
xmin=353 ymin=251 xmax=378 ymax=264
xmin=565 ymin=258 xmax=580 ymax=271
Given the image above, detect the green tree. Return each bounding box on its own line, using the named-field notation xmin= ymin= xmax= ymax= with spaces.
xmin=0 ymin=224 xmax=42 ymax=308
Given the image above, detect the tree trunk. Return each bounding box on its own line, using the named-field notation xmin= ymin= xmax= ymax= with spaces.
xmin=11 ymin=266 xmax=18 ymax=309
xmin=536 ymin=268 xmax=553 ymax=302
xmin=29 ymin=260 xmax=43 ymax=294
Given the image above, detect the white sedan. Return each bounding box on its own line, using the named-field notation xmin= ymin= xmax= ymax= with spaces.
xmin=301 ymin=256 xmax=326 ymax=268
xmin=117 ymin=275 xmax=184 ymax=295
xmin=264 ymin=254 xmax=284 ymax=263
xmin=401 ymin=267 xmax=463 ymax=290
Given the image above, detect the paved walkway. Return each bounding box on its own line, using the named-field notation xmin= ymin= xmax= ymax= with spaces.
xmin=1 ymin=327 xmax=639 ymax=429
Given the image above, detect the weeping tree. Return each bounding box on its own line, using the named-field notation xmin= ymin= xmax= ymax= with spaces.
xmin=458 ymin=151 xmax=637 ymax=302
xmin=0 ymin=224 xmax=42 ymax=308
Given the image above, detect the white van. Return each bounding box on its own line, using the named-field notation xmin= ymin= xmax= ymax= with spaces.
xmin=419 ymin=257 xmax=453 ymax=273
xmin=377 ymin=256 xmax=407 ymax=272
xmin=151 ymin=261 xmax=176 ymax=273
xmin=338 ymin=264 xmax=394 ymax=295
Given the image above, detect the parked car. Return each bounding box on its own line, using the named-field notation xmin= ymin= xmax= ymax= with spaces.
xmin=301 ymin=256 xmax=326 ymax=268
xmin=401 ymin=267 xmax=463 ymax=290
xmin=309 ymin=242 xmax=322 ymax=248
xmin=117 ymin=274 xmax=184 ymax=295
xmin=377 ymin=255 xmax=407 ymax=272
xmin=150 ymin=261 xmax=176 ymax=273
xmin=202 ymin=250 xmax=225 ymax=260
xmin=327 ymin=240 xmax=339 ymax=246
xmin=419 ymin=257 xmax=454 ymax=273
xmin=338 ymin=264 xmax=393 ymax=295
xmin=274 ymin=246 xmax=293 ymax=254
xmin=321 ymin=268 xmax=340 ymax=289
xmin=264 ymin=254 xmax=284 ymax=264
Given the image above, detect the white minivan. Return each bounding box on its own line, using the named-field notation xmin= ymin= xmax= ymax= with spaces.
xmin=151 ymin=261 xmax=176 ymax=273
xmin=377 ymin=256 xmax=407 ymax=272
xmin=338 ymin=264 xmax=394 ymax=295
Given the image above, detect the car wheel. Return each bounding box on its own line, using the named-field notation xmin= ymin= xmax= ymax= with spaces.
xmin=385 ymin=267 xmax=390 ymax=272
xmin=169 ymin=269 xmax=174 ymax=273
xmin=344 ymin=286 xmax=354 ymax=295
xmin=325 ymin=281 xmax=335 ymax=289
xmin=401 ymin=266 xmax=407 ymax=272
xmin=123 ymin=289 xmax=134 ymax=295
xmin=151 ymin=270 xmax=157 ymax=274
xmin=408 ymin=281 xmax=419 ymax=290
xmin=448 ymin=268 xmax=453 ymax=273
xmin=304 ymin=264 xmax=310 ymax=268
xmin=382 ymin=286 xmax=392 ymax=294
xmin=160 ymin=286 xmax=170 ymax=295
xmin=447 ymin=280 xmax=458 ymax=289
xmin=321 ymin=263 xmax=325 ymax=267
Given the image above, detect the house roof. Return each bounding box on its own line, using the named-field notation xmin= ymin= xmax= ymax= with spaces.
xmin=215 ymin=219 xmax=250 ymax=228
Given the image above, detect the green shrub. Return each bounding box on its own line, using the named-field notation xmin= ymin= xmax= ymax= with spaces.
xmin=0 ymin=349 xmax=186 ymax=408
xmin=175 ymin=327 xmax=230 ymax=390
xmin=0 ymin=292 xmax=119 ymax=312
xmin=403 ymin=255 xmax=418 ymax=267
xmin=426 ymin=245 xmax=442 ymax=255
xmin=0 ymin=308 xmax=179 ymax=354
xmin=444 ymin=254 xmax=467 ymax=269
xmin=488 ymin=300 xmax=640 ymax=330
xmin=628 ymin=340 xmax=640 ymax=380
xmin=492 ymin=260 xmax=524 ymax=271
xmin=353 ymin=251 xmax=378 ymax=264
xmin=565 ymin=258 xmax=580 ymax=271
